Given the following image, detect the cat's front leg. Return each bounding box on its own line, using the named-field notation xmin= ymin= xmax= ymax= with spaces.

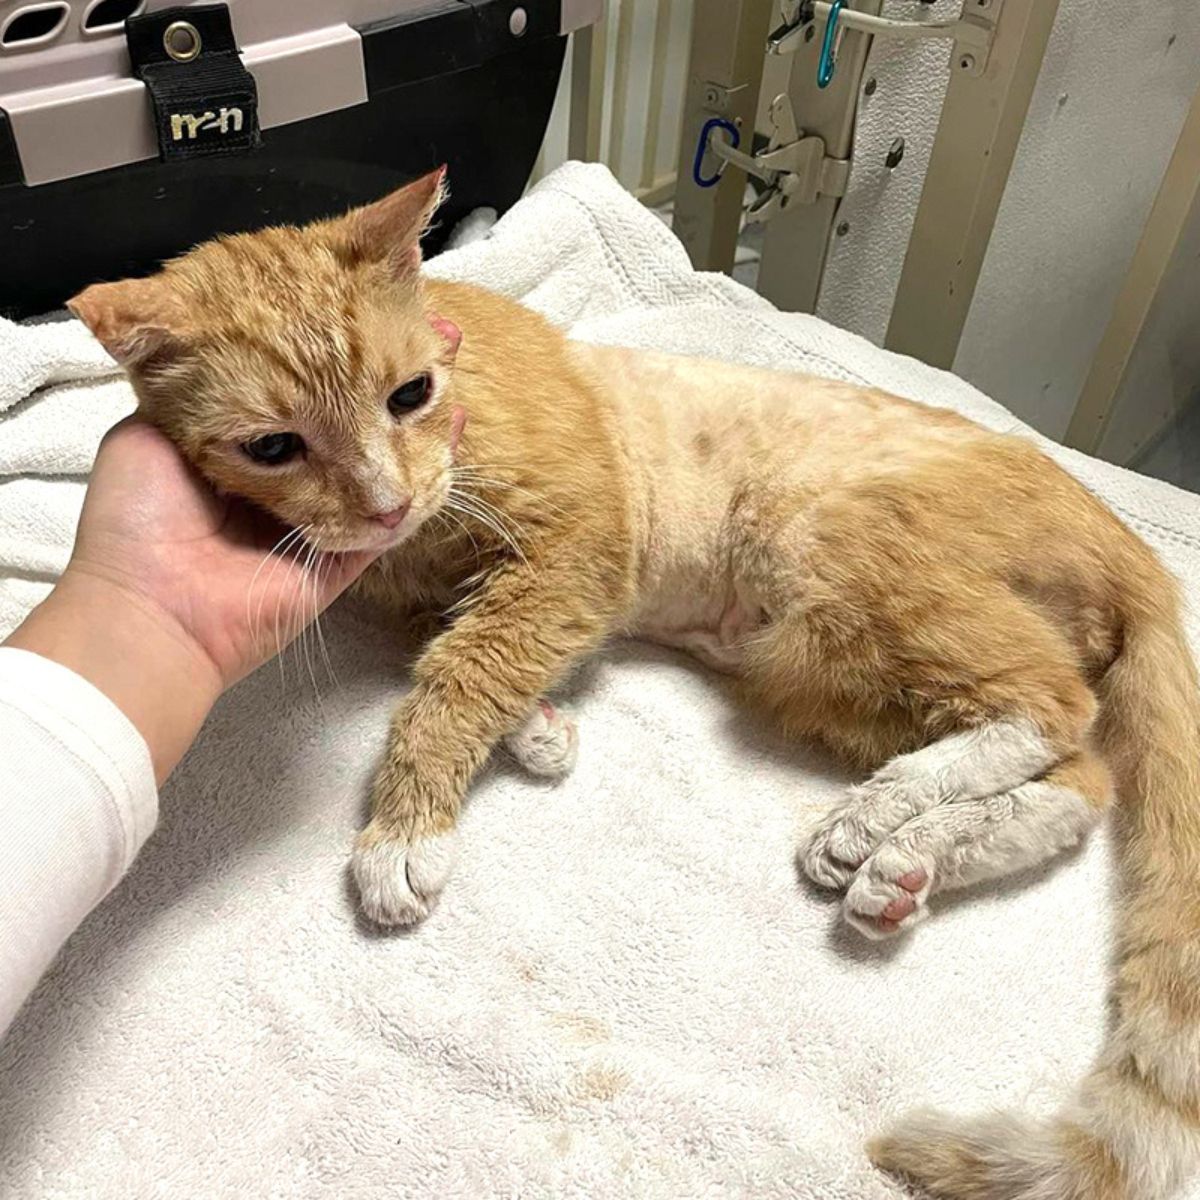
xmin=352 ymin=557 xmax=624 ymax=926
xmin=353 ymin=727 xmax=461 ymax=927
xmin=354 ymin=699 xmax=580 ymax=926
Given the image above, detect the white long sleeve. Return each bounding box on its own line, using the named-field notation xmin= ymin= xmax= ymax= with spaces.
xmin=0 ymin=647 xmax=156 ymax=1035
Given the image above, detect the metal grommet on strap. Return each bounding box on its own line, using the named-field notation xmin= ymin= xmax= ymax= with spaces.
xmin=816 ymin=0 xmax=844 ymax=88
xmin=692 ymin=116 xmax=740 ymax=188
xmin=127 ymin=5 xmax=260 ymax=161
xmin=163 ymin=19 xmax=201 ymax=62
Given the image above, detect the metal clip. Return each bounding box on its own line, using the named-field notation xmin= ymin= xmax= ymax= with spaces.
xmin=692 ymin=117 xmax=740 ymax=188
xmin=691 ymin=94 xmax=850 ymax=222
xmin=771 ymin=0 xmax=1001 ymax=78
xmin=816 ymin=0 xmax=845 ymax=88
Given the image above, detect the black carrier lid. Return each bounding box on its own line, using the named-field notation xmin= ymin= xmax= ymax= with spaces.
xmin=361 ymin=0 xmax=564 ymax=90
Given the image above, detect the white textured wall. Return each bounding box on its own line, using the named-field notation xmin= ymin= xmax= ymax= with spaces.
xmin=955 ymin=0 xmax=1200 ymax=440
xmin=814 ymin=0 xmax=1200 ymax=444
xmin=815 ymin=0 xmax=959 ymax=343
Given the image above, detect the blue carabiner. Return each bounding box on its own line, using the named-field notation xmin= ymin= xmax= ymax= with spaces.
xmin=817 ymin=0 xmax=845 ymax=89
xmin=692 ymin=117 xmax=740 ymax=188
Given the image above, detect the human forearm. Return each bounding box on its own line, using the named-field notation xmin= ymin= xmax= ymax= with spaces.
xmin=6 ymin=569 xmax=222 ymax=785
xmin=0 ymin=645 xmax=156 ymax=1034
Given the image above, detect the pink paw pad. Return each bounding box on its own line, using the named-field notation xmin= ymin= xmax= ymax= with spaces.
xmin=879 ymin=869 xmax=929 ymax=924
xmin=844 ymin=860 xmax=933 ymax=940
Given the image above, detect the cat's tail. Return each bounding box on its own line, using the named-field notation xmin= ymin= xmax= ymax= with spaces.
xmin=869 ymin=591 xmax=1200 ymax=1200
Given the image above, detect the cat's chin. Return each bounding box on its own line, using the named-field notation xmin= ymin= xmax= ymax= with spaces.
xmin=330 ymin=513 xmax=430 ymax=554
xmin=343 ymin=531 xmax=411 ymax=553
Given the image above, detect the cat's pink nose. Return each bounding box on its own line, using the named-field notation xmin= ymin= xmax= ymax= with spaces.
xmin=370 ymin=502 xmax=410 ymax=530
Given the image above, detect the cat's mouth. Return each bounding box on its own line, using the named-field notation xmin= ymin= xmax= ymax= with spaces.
xmin=310 ymin=472 xmax=451 ymax=554
xmin=327 ymin=500 xmax=438 ymax=553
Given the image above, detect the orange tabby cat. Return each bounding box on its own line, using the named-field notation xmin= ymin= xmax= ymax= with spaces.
xmin=70 ymin=170 xmax=1200 ymax=1200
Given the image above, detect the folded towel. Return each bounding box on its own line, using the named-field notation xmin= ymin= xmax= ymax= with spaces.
xmin=1 ymin=162 xmax=1199 ymax=1200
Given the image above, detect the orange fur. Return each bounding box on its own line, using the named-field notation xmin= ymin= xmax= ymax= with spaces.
xmin=69 ymin=172 xmax=1200 ymax=1199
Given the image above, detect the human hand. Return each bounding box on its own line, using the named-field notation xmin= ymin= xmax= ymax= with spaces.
xmin=7 ymin=418 xmax=381 ymax=781
xmin=66 ymin=418 xmax=380 ymax=689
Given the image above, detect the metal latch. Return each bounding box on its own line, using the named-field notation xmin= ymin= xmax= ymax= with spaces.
xmin=692 ymin=94 xmax=850 ymax=223
xmin=769 ymin=0 xmax=1001 ymax=78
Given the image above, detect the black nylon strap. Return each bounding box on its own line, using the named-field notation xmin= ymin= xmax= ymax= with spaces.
xmin=126 ymin=4 xmax=260 ymax=162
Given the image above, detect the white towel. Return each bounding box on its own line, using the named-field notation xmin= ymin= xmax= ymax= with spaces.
xmin=0 ymin=312 xmax=132 ymax=631
xmin=2 ymin=162 xmax=1199 ymax=1200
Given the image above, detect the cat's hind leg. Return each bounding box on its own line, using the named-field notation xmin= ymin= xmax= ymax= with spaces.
xmin=803 ymin=718 xmax=1059 ymax=890
xmin=841 ymin=750 xmax=1111 ymax=938
xmin=742 ymin=554 xmax=1109 ymax=937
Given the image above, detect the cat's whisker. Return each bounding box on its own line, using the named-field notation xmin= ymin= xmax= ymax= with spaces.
xmin=454 ymin=480 xmax=566 ymax=522
xmin=461 ymin=487 xmax=530 ymax=541
xmin=311 ymin=549 xmax=339 ymax=689
xmin=446 ymin=490 xmax=531 ymax=566
xmin=287 ymin=541 xmax=308 ymax=685
xmin=446 ymin=497 xmax=522 ymax=564
xmin=449 ymin=461 xmax=535 ymax=482
xmin=245 ymin=526 xmax=296 ymax=653
xmin=296 ymin=540 xmax=322 ymax=705
xmin=305 ymin=543 xmax=333 ymax=697
xmin=254 ymin=523 xmax=310 ymax=654
xmin=453 ymin=479 xmax=570 ymax=542
xmin=435 ymin=505 xmax=482 ymax=563
xmin=298 ymin=541 xmax=326 ymax=711
xmin=425 ymin=509 xmax=459 ymax=552
xmin=273 ymin=533 xmax=311 ymax=689
xmin=444 ymin=567 xmax=494 ymax=617
xmin=450 ymin=468 xmax=570 ymax=519
xmin=250 ymin=523 xmax=309 ymax=656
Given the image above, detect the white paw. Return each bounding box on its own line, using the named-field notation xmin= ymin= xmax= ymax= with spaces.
xmin=504 ymin=700 xmax=578 ymax=780
xmin=801 ymin=813 xmax=861 ymax=890
xmin=843 ymin=842 xmax=933 ymax=940
xmin=351 ymin=828 xmax=459 ymax=926
xmin=802 ymin=779 xmax=912 ymax=890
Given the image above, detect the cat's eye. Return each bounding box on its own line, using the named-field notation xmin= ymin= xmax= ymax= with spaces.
xmin=242 ymin=432 xmax=305 ymax=465
xmin=388 ymin=373 xmax=432 ymax=416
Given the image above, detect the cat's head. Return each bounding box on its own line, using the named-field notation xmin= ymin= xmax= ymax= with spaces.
xmin=69 ymin=168 xmax=466 ymax=552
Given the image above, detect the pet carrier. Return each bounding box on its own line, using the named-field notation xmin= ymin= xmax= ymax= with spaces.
xmin=0 ymin=0 xmax=600 ymax=316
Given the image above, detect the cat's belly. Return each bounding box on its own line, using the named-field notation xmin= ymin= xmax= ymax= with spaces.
xmin=632 ymin=589 xmax=764 ymax=675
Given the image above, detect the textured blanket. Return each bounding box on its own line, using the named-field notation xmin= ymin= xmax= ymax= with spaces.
xmin=2 ymin=163 xmax=1199 ymax=1199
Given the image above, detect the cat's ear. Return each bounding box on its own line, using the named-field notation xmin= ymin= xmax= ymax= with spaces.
xmin=67 ymin=277 xmax=188 ymax=365
xmin=339 ymin=166 xmax=447 ymax=277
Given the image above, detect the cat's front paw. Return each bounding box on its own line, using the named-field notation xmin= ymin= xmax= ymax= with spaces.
xmin=351 ymin=823 xmax=459 ymax=926
xmin=504 ymin=700 xmax=578 ymax=780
